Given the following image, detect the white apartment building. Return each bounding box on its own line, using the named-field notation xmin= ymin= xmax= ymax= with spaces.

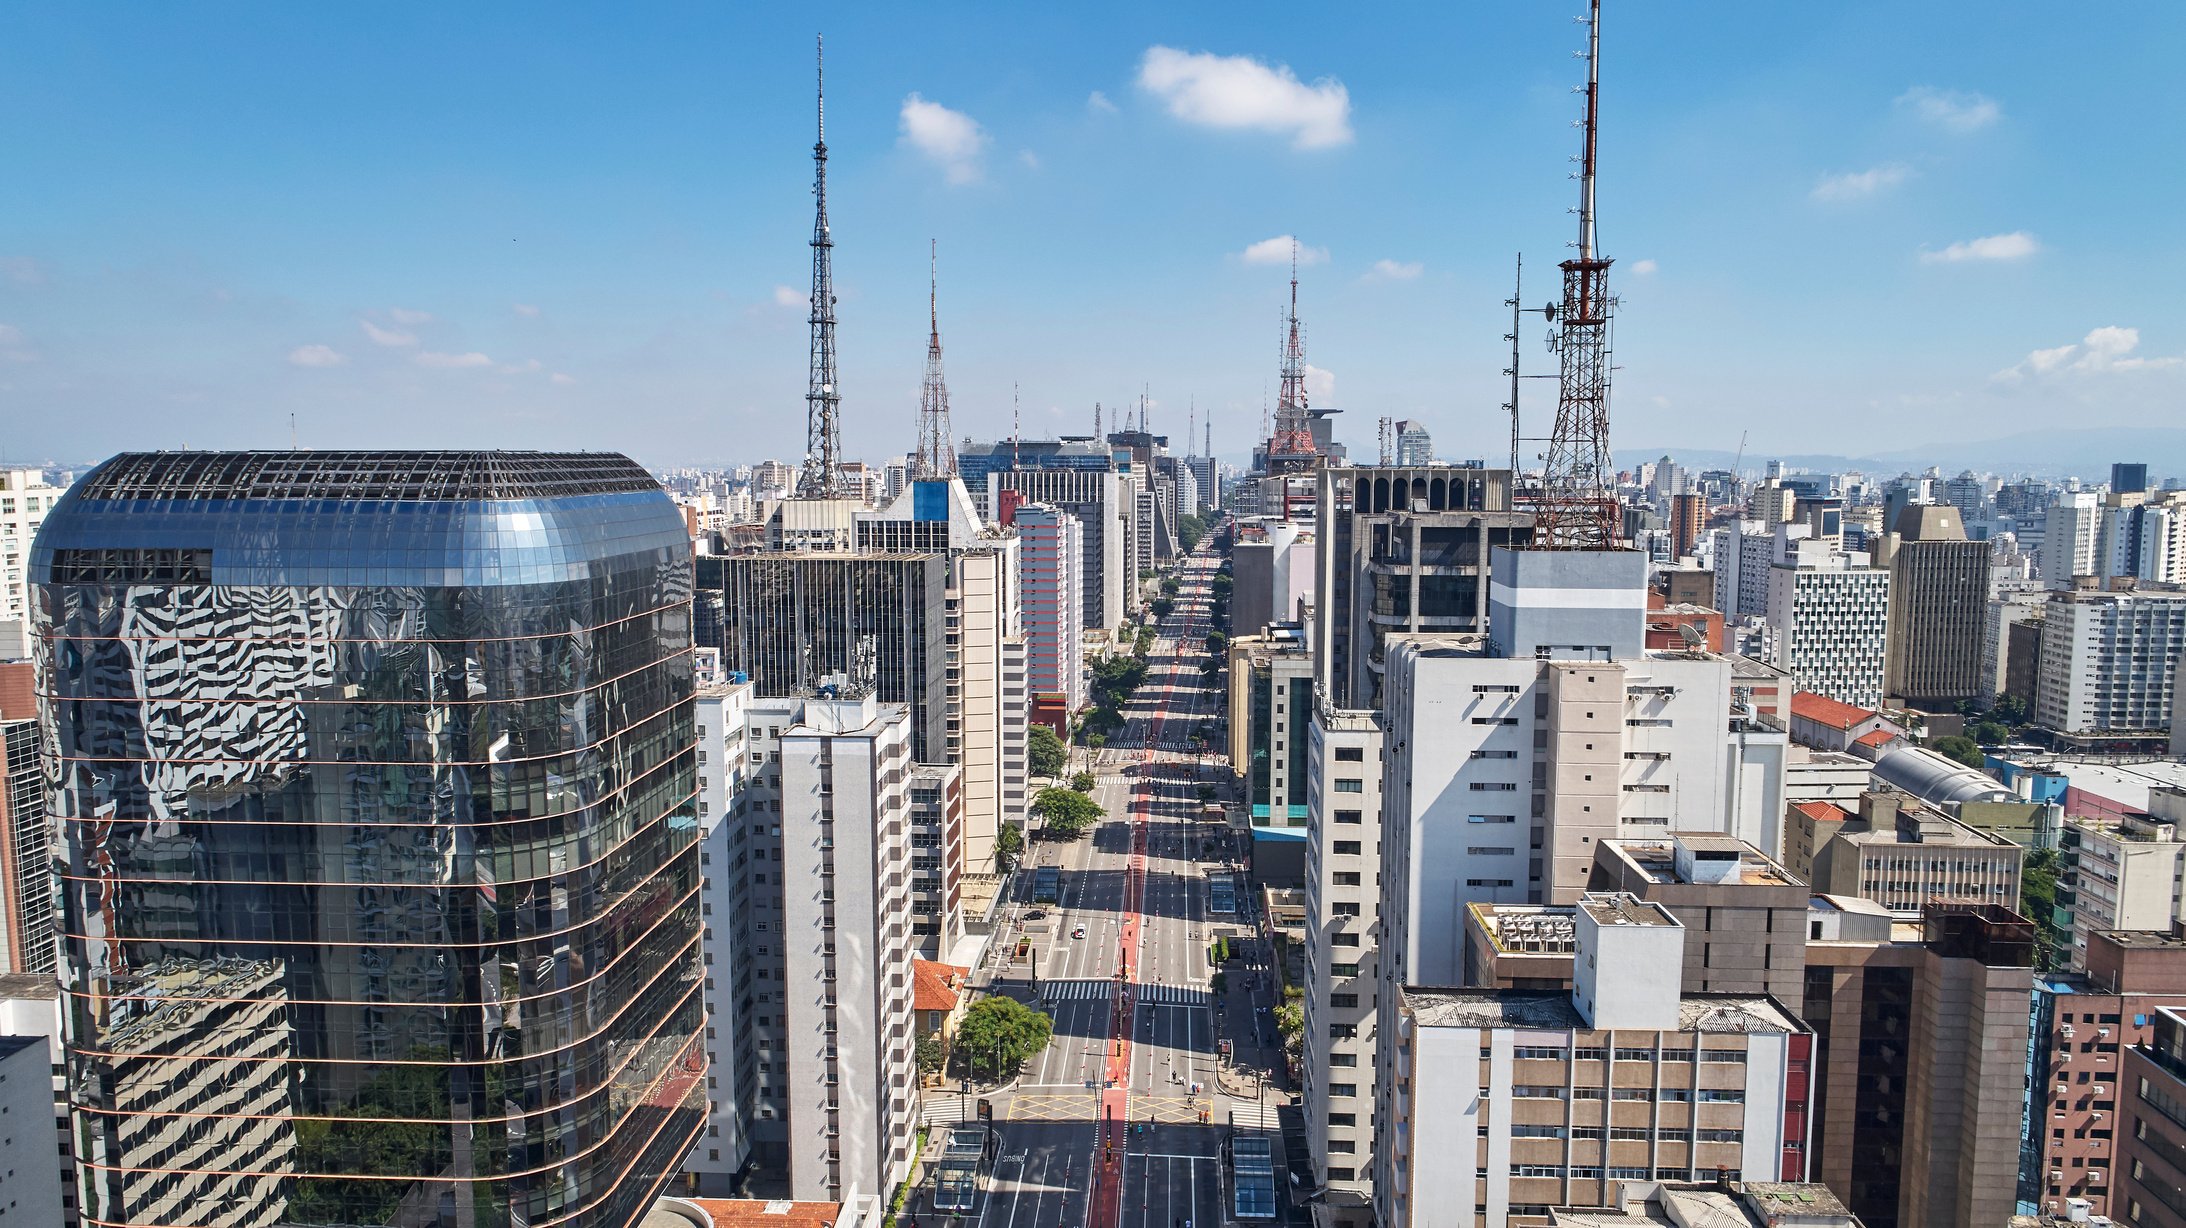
xmin=689 ymin=681 xmax=758 ymax=1194
xmin=2036 ymin=586 xmax=2186 ymax=740
xmin=1764 ymin=539 xmax=1890 ymax=708
xmin=2057 ymin=788 xmax=2186 ymax=971
xmin=696 ymin=690 xmax=921 ymax=1202
xmin=775 ymin=691 xmax=920 ymax=1202
xmin=1981 ymin=589 xmax=2051 ymax=698
xmin=907 ymin=762 xmax=965 ymax=955
xmin=2043 ymin=491 xmax=2102 ymax=585
xmin=1711 ymin=521 xmax=1807 ymax=618
xmin=1301 ymin=702 xmax=1384 ymax=1223
xmin=1376 ymin=894 xmax=1809 ymax=1228
xmin=946 ymin=539 xmax=1026 ymax=876
xmin=0 ymin=469 xmax=62 ymax=654
xmin=1013 ymin=503 xmax=1086 ymax=713
xmin=2100 ymin=491 xmax=2186 ymax=584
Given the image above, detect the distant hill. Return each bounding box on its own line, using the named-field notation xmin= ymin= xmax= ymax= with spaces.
xmin=1620 ymin=426 xmax=2186 ymax=482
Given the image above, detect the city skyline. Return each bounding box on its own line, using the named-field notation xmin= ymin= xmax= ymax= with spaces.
xmin=2 ymin=3 xmax=2182 ymax=469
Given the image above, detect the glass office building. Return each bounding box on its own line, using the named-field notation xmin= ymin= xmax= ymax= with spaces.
xmin=31 ymin=451 xmax=703 ymax=1228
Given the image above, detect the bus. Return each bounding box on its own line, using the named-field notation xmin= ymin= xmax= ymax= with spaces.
xmin=1032 ymin=865 xmax=1062 ymax=904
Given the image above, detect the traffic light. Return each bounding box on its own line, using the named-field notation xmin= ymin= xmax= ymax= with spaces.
xmin=977 ymin=1098 xmax=993 ymax=1122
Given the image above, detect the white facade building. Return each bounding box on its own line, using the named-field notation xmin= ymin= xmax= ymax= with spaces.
xmin=1764 ymin=539 xmax=1890 ymax=708
xmin=1301 ymin=703 xmax=1384 ymax=1218
xmin=1394 ymin=420 xmax=1434 ymax=466
xmin=1013 ymin=503 xmax=1086 ymax=713
xmin=2057 ymin=791 xmax=2186 ymax=971
xmin=0 ymin=470 xmax=62 ymax=655
xmin=1375 ymin=894 xmax=1807 ymax=1228
xmin=775 ymin=692 xmax=921 ymax=1203
xmin=688 ymin=681 xmax=757 ymax=1194
xmin=2043 ymin=491 xmax=2102 ymax=585
xmin=2036 ymin=587 xmax=2186 ymax=739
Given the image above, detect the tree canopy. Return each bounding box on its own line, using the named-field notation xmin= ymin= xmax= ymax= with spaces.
xmin=1931 ymin=735 xmax=1986 ymax=769
xmin=1027 ymin=724 xmax=1068 ymax=778
xmin=1032 ymin=786 xmax=1103 ymax=839
xmin=956 ymin=996 xmax=1053 ymax=1078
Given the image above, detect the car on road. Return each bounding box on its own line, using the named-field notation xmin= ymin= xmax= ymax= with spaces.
xmin=1072 ymin=924 xmax=1087 ymax=939
xmin=1023 ymin=909 xmax=1046 ymax=921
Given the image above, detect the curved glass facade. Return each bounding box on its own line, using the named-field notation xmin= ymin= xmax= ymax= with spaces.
xmin=31 ymin=452 xmax=703 ymax=1228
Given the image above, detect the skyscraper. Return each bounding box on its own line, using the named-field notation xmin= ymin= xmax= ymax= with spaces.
xmin=1876 ymin=504 xmax=1990 ymax=708
xmin=33 ymin=451 xmax=704 ymax=1228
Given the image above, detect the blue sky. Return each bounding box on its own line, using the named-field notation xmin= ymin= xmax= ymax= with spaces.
xmin=1 ymin=2 xmax=2181 ymax=471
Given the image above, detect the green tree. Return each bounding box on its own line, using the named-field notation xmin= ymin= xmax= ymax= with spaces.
xmin=1151 ymin=597 xmax=1176 ymax=618
xmin=916 ymin=1033 xmax=946 ymax=1077
xmin=1199 ymin=657 xmax=1220 ymax=678
xmin=1085 ymin=732 xmax=1107 ymax=750
xmin=1969 ymin=720 xmax=2011 ymax=746
xmin=1204 ymin=630 xmax=1229 ymax=656
xmin=1161 ymin=576 xmax=1182 ymax=597
xmin=1032 ymin=786 xmax=1104 ymax=839
xmin=1196 ymin=784 xmax=1218 ymax=804
xmin=1991 ymin=693 xmax=2031 ymax=725
xmin=1931 ymin=735 xmax=1986 ymax=768
xmin=1274 ymin=1002 xmax=1304 ymax=1053
xmin=1176 ymin=514 xmax=1206 ymax=553
xmin=994 ymin=823 xmax=1023 ymax=875
xmin=2022 ymin=846 xmax=2062 ymax=970
xmin=1027 ymin=724 xmax=1068 ymax=778
xmin=1070 ymin=770 xmax=1096 ymax=793
xmin=956 ymin=996 xmax=1053 ymax=1079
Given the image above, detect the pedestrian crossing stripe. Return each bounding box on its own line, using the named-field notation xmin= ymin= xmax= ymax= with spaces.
xmin=1038 ymin=979 xmax=1210 ymax=1006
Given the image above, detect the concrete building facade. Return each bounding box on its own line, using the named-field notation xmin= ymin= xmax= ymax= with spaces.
xmin=2035 ymin=584 xmax=2186 ymax=747
xmin=1809 ymin=791 xmax=2024 ymax=915
xmin=1011 ymin=502 xmax=1087 ymax=714
xmin=1876 ymin=504 xmax=1990 ymax=708
xmin=1377 ymin=894 xmax=1812 ymax=1228
xmin=1301 ymin=702 xmax=1384 ymax=1220
xmin=1765 ymin=541 xmax=1891 ymax=709
xmin=2055 ymin=790 xmax=2186 ymax=970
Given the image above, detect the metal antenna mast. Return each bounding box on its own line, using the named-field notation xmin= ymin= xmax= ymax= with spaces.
xmin=798 ymin=34 xmax=847 ymax=499
xmin=1268 ymin=241 xmax=1318 ymax=472
xmin=1011 ymin=383 xmax=1021 ymax=469
xmin=914 ymin=239 xmax=957 ymax=479
xmin=1094 ymin=401 xmax=1103 ymax=439
xmin=1536 ymin=0 xmax=1617 ymax=548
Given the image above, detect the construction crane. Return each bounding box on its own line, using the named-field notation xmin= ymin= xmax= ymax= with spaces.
xmin=1732 ymin=430 xmax=1747 ymax=480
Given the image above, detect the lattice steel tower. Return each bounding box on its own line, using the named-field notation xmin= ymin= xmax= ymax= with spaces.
xmin=1267 ymin=243 xmax=1318 ymax=473
xmin=799 ymin=34 xmax=848 ymax=499
xmin=913 ymin=240 xmax=957 ymax=479
xmin=1537 ymin=0 xmax=1618 ymax=548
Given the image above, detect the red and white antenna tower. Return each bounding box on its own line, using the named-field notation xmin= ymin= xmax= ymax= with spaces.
xmin=1267 ymin=241 xmax=1318 ymax=473
xmin=913 ymin=239 xmax=957 ymax=479
xmin=1536 ymin=0 xmax=1619 ymax=549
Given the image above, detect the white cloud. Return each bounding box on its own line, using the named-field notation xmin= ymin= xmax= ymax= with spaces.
xmin=360 ymin=319 xmax=417 ymax=347
xmin=1018 ymin=149 xmax=1041 ymax=170
xmin=513 ymin=303 xmax=541 ymax=318
xmin=387 ymin=307 xmax=434 ymax=326
xmin=773 ymin=285 xmax=806 ymax=309
xmin=0 ymin=323 xmax=35 ymax=362
xmin=415 ymin=351 xmax=493 ymax=369
xmin=1629 ymin=258 xmax=1658 ymax=276
xmin=551 ymin=372 xmax=576 ymax=386
xmin=1136 ymin=46 xmax=1353 ymax=150
xmin=1897 ymin=86 xmax=2001 ymax=133
xmin=287 ymin=344 xmax=347 ymax=368
xmin=1240 ymin=235 xmax=1327 ymax=266
xmin=1087 ymin=90 xmax=1118 ymax=115
xmin=1920 ymin=231 xmax=2039 ymax=263
xmin=1812 ymin=163 xmax=1912 ymax=202
xmin=1304 ymin=364 xmax=1335 ymax=403
xmin=1994 ymin=326 xmax=2184 ymax=382
xmin=498 ymin=358 xmax=543 ymax=375
xmin=1368 ymin=259 xmax=1423 ymax=280
xmin=899 ymin=93 xmax=989 ymax=184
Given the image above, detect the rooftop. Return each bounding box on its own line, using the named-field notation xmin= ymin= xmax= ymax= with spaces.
xmin=1605 ymin=837 xmax=1804 ymax=889
xmin=1581 ymin=893 xmax=1680 ymax=928
xmin=1403 ymin=988 xmax=1800 ymax=1035
xmin=73 ymin=450 xmax=660 ymax=502
xmin=1549 ymin=1180 xmax=1858 ymax=1227
xmin=1474 ymin=904 xmax=1578 ymax=954
xmin=911 ymin=960 xmax=969 ymax=1013
xmin=1790 ymin=691 xmax=1877 ymax=732
xmin=650 ymin=1199 xmax=844 ymax=1228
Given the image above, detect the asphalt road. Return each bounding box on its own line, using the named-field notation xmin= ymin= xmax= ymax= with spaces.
xmin=963 ymin=547 xmax=1260 ymax=1228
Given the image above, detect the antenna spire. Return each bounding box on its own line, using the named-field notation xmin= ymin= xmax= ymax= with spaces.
xmin=1011 ymin=383 xmax=1022 ymax=469
xmin=1536 ymin=0 xmax=1618 ymax=549
xmin=914 ymin=238 xmax=957 ymax=479
xmin=1267 ymin=238 xmax=1317 ymax=472
xmin=798 ymin=33 xmax=847 ymax=499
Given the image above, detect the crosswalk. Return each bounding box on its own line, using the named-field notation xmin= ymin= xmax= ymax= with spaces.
xmin=1228 ymin=1101 xmax=1280 ymax=1131
xmin=1039 ymin=979 xmax=1210 ymax=1006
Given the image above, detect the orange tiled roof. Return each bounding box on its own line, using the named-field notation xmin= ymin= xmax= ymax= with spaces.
xmin=1789 ymin=691 xmax=1875 ymax=732
xmin=685 ymin=1200 xmax=841 ymax=1228
xmin=1791 ymin=801 xmax=1851 ymax=825
xmin=912 ymin=959 xmax=969 ymax=1012
xmin=1853 ymin=728 xmax=1898 ymax=749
